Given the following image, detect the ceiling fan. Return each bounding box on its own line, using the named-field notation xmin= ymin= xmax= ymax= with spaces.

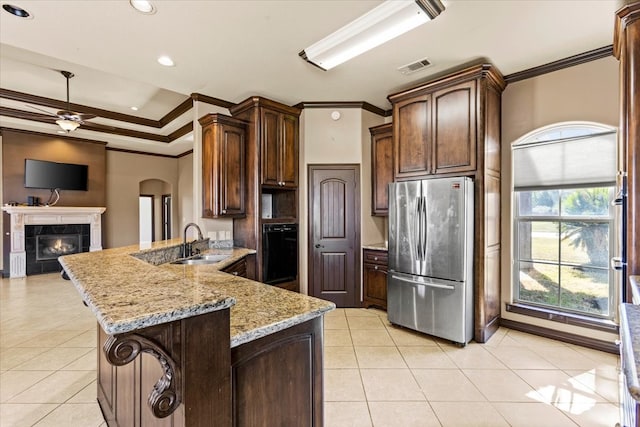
xmin=26 ymin=70 xmax=97 ymax=132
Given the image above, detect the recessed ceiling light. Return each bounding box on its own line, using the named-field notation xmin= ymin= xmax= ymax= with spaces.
xmin=130 ymin=0 xmax=155 ymax=14
xmin=157 ymin=55 xmax=175 ymax=67
xmin=131 ymin=106 xmax=139 ymax=111
xmin=2 ymin=3 xmax=33 ymax=18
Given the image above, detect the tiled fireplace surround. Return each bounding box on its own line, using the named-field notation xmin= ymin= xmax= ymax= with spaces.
xmin=1 ymin=207 xmax=105 ymax=278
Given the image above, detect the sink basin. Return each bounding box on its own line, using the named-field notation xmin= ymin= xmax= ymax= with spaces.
xmin=171 ymin=254 xmax=230 ymax=265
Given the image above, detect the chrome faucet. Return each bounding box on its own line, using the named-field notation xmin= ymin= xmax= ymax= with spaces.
xmin=182 ymin=222 xmax=204 ymax=258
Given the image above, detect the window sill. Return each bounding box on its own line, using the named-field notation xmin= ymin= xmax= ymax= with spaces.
xmin=505 ymin=303 xmax=619 ymax=334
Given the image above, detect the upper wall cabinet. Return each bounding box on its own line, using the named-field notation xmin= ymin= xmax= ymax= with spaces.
xmin=199 ymin=113 xmax=247 ymax=218
xmin=260 ymin=107 xmax=299 ymax=188
xmin=389 ymin=73 xmax=481 ymax=179
xmin=369 ymin=123 xmax=393 ymax=216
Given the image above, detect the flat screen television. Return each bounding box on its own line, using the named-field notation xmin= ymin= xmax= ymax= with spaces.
xmin=24 ymin=159 xmax=88 ymax=191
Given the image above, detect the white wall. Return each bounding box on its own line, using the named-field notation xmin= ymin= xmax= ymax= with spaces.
xmin=0 ymin=133 xmax=3 ymax=271
xmin=299 ymin=107 xmax=385 ymax=296
xmin=501 ymin=56 xmax=619 ymax=341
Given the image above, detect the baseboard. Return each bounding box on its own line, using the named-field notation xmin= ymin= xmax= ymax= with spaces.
xmin=500 ymin=318 xmax=619 ymax=354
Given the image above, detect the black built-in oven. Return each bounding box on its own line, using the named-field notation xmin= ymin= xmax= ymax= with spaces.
xmin=262 ymin=223 xmax=297 ymax=285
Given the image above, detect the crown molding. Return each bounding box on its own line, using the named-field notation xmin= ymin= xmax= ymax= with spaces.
xmin=106 ymin=146 xmax=185 ymax=159
xmin=504 ymin=45 xmax=613 ymax=84
xmin=293 ymin=101 xmax=390 ymax=117
xmin=0 ymin=126 xmax=108 ymax=145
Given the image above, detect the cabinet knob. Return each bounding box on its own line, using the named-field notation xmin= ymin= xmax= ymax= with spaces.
xmin=222 ymin=210 xmax=227 ymax=214
xmin=232 ymin=271 xmax=238 ymax=276
xmin=374 ymin=256 xmax=378 ymax=261
xmin=374 ymin=266 xmax=378 ymax=270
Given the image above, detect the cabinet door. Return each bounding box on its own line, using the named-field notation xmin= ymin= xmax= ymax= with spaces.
xmin=371 ymin=124 xmax=393 ymax=216
xmin=261 ymin=109 xmax=280 ymax=186
xmin=202 ymin=125 xmax=216 ymax=218
xmin=394 ymin=95 xmax=431 ymax=179
xmin=219 ymin=124 xmax=246 ymax=216
xmin=432 ymin=80 xmax=477 ymax=174
xmin=280 ymin=114 xmax=298 ymax=188
xmin=363 ymin=263 xmax=388 ymax=310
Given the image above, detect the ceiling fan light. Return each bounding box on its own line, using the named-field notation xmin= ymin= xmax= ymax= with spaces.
xmin=130 ymin=0 xmax=156 ymax=14
xmin=56 ymin=119 xmax=80 ymax=132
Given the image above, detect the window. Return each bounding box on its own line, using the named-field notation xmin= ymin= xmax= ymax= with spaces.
xmin=512 ymin=123 xmax=618 ymax=320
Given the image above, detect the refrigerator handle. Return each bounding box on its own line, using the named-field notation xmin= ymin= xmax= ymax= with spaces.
xmin=391 ymin=274 xmax=455 ymax=290
xmin=414 ymin=197 xmax=423 ymax=260
xmin=421 ymin=195 xmax=427 ymax=260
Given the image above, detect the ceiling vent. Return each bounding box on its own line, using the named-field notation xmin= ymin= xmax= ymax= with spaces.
xmin=397 ymin=58 xmax=432 ymax=75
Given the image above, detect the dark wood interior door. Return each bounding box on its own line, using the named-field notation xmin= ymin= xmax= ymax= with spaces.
xmin=308 ymin=165 xmax=360 ymax=307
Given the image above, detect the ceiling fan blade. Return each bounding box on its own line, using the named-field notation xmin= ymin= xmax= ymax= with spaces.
xmin=25 ymin=104 xmax=57 ymax=117
xmin=76 ymin=113 xmax=97 ymax=120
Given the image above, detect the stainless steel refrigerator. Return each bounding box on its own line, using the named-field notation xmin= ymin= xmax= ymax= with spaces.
xmin=387 ymin=176 xmax=474 ymax=345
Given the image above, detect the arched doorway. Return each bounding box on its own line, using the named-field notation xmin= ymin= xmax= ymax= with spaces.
xmin=139 ymin=179 xmax=173 ymax=243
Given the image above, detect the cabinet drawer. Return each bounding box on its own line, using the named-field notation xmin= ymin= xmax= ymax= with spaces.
xmin=363 ymin=249 xmax=388 ymax=265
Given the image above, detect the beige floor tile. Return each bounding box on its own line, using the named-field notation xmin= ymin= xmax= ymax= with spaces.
xmin=564 ymin=367 xmax=621 ymax=403
xmin=0 ymin=330 xmax=43 ymax=350
xmin=463 ymin=369 xmax=542 ymax=402
xmin=387 ymin=326 xmax=439 ymax=346
xmin=9 ymin=370 xmax=95 ymax=403
xmin=482 ymin=327 xmax=509 ymax=347
xmin=324 ymin=401 xmax=372 ymax=427
xmin=13 ymin=330 xmax=86 ymax=348
xmin=33 ymin=402 xmax=105 ymax=426
xmin=13 ymin=347 xmax=94 ymax=371
xmin=368 ymin=401 xmax=441 ymax=427
xmin=351 ymin=329 xmax=395 ymax=346
xmin=398 ymin=346 xmax=457 ymax=369
xmin=324 ymin=308 xmax=346 ymax=318
xmin=324 ymin=316 xmax=349 ymax=330
xmin=68 ymin=380 xmax=98 ymax=403
xmin=325 ymin=346 xmax=358 ymax=369
xmin=569 ymin=345 xmax=620 ymax=366
xmin=354 ymin=346 xmax=407 ymax=369
xmin=325 ymin=329 xmax=353 ymax=347
xmin=485 ymin=346 xmax=557 ymax=370
xmin=347 ymin=316 xmax=386 ymax=330
xmin=492 ymin=402 xmax=578 ymax=427
xmin=412 ymin=369 xmax=486 ymax=402
xmin=506 ymin=330 xmax=569 ymax=348
xmin=61 ymin=349 xmax=97 ymax=371
xmin=360 ymin=369 xmax=424 ymax=401
xmin=430 ymin=401 xmax=509 ymax=427
xmin=344 ymin=308 xmax=378 ymax=317
xmin=0 ymin=371 xmax=53 ymax=402
xmin=534 ymin=346 xmax=605 ymax=370
xmin=514 ymin=369 xmax=607 ymax=405
xmin=0 ymin=347 xmax=50 ymax=371
xmin=0 ymin=403 xmax=58 ymax=427
xmin=440 ymin=344 xmax=507 ymax=369
xmin=554 ymin=401 xmax=620 ymax=427
xmin=58 ymin=329 xmax=97 ymax=348
xmin=324 ymin=369 xmax=366 ymax=402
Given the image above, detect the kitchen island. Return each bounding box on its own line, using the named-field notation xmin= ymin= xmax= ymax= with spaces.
xmin=59 ymin=239 xmax=335 ymax=427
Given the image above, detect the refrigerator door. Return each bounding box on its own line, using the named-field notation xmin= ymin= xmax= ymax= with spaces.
xmin=388 ymin=180 xmax=422 ymax=276
xmin=421 ymin=177 xmax=472 ymax=282
xmin=387 ymin=271 xmax=473 ymax=344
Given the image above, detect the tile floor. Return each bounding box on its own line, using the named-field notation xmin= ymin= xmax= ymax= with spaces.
xmin=1 ymin=273 xmax=622 ymax=426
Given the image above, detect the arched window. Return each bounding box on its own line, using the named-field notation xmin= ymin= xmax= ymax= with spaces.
xmin=511 ymin=122 xmax=618 ymax=320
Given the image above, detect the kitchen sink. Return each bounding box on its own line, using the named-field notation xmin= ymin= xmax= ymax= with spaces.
xmin=171 ymin=254 xmax=230 ymax=265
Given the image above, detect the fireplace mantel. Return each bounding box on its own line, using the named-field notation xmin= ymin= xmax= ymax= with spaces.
xmin=2 ymin=206 xmax=106 ymax=278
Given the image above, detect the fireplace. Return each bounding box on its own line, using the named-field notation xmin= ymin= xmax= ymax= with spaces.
xmin=25 ymin=224 xmax=90 ymax=275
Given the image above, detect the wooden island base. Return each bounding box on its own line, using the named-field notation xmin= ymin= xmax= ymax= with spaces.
xmin=97 ymin=309 xmax=324 ymax=427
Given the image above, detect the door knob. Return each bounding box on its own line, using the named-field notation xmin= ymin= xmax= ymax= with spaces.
xmin=315 ymin=244 xmax=324 ymax=249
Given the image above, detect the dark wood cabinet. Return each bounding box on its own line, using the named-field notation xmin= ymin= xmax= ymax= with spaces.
xmin=230 ymin=97 xmax=301 ymax=291
xmin=221 ymin=257 xmax=247 ymax=278
xmin=391 ymin=80 xmax=477 ymax=179
xmin=260 ymin=108 xmax=298 ymax=188
xmin=199 ymin=114 xmax=247 ymax=218
xmin=388 ymin=63 xmax=505 ymax=343
xmin=363 ymin=248 xmax=388 ymax=310
xmin=97 ymin=308 xmax=325 ymax=427
xmin=370 ymin=123 xmax=393 ymax=216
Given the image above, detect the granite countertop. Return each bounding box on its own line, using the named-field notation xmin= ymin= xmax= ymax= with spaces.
xmin=620 ymin=303 xmax=640 ymax=401
xmin=59 ymin=238 xmax=335 ymax=347
xmin=363 ymin=243 xmax=388 ymax=251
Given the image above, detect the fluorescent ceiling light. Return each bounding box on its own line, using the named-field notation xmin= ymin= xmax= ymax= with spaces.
xmin=300 ymin=0 xmax=444 ymax=71
xmin=56 ymin=119 xmax=80 ymax=132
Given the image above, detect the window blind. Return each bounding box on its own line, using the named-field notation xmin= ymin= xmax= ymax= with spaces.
xmin=512 ymin=131 xmax=617 ymax=191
